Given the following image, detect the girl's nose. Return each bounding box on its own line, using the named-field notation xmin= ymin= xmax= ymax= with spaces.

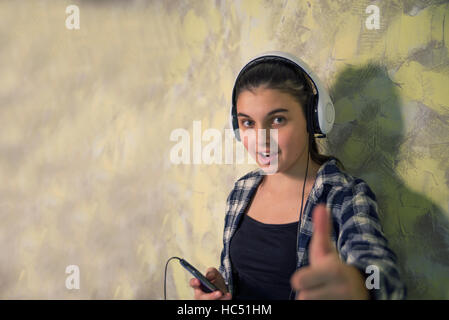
xmin=257 ymin=128 xmax=277 ymax=144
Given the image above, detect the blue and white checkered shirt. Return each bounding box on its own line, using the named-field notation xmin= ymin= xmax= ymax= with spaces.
xmin=218 ymin=157 xmax=407 ymax=300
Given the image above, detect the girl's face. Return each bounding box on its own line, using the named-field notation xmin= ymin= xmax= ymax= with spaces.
xmin=236 ymin=86 xmax=309 ymax=174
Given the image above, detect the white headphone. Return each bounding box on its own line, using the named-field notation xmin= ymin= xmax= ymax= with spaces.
xmin=230 ymin=51 xmax=335 ymax=141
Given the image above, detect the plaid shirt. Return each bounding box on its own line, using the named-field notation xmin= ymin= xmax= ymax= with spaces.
xmin=218 ymin=157 xmax=407 ymax=300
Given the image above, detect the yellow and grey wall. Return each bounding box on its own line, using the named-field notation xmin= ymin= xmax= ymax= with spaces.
xmin=0 ymin=0 xmax=448 ymax=299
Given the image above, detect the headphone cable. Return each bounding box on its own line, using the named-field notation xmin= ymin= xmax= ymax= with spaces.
xmin=164 ymin=256 xmax=181 ymax=300
xmin=290 ymin=142 xmax=310 ymax=300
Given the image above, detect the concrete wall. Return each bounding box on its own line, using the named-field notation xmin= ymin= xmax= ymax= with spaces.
xmin=0 ymin=0 xmax=447 ymax=299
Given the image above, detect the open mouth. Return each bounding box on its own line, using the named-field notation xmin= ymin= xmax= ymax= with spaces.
xmin=257 ymin=151 xmax=279 ymax=165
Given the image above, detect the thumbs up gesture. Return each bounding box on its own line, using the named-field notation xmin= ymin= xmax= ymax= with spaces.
xmin=290 ymin=204 xmax=371 ymax=300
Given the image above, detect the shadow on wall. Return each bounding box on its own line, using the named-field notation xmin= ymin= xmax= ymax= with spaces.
xmin=328 ymin=63 xmax=449 ymax=299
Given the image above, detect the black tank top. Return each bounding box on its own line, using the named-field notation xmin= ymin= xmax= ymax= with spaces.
xmin=229 ymin=213 xmax=299 ymax=300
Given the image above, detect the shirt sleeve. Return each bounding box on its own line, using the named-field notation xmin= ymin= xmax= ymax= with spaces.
xmin=218 ymin=188 xmax=234 ymax=291
xmin=334 ymin=180 xmax=407 ymax=300
xmin=218 ymin=249 xmax=228 ymax=288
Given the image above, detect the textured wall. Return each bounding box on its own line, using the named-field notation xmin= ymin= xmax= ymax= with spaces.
xmin=0 ymin=0 xmax=448 ymax=299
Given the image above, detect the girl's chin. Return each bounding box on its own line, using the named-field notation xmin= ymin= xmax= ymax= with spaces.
xmin=259 ymin=165 xmax=280 ymax=175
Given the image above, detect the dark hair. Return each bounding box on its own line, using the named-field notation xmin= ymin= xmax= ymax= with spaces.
xmin=234 ymin=59 xmax=344 ymax=169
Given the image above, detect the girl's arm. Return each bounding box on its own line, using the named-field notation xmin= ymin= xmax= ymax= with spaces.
xmin=334 ymin=179 xmax=407 ymax=300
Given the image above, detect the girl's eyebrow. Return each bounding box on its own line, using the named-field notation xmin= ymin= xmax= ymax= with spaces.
xmin=237 ymin=108 xmax=289 ymax=118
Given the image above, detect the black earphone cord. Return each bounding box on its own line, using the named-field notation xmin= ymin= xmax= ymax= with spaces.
xmin=289 ymin=140 xmax=310 ymax=300
xmin=164 ymin=256 xmax=181 ymax=300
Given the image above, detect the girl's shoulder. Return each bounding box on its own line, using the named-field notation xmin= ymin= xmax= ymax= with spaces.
xmin=317 ymin=158 xmax=378 ymax=202
xmin=225 ymin=168 xmax=263 ymax=203
xmin=233 ymin=168 xmax=264 ymax=186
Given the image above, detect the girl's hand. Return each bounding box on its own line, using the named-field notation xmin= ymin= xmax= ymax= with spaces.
xmin=290 ymin=204 xmax=370 ymax=300
xmin=189 ymin=267 xmax=233 ymax=300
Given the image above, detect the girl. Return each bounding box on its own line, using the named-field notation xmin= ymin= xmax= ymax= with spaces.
xmin=189 ymin=52 xmax=406 ymax=300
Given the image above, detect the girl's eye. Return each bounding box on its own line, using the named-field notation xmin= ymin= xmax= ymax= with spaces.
xmin=240 ymin=117 xmax=285 ymax=127
xmin=273 ymin=117 xmax=285 ymax=125
xmin=241 ymin=120 xmax=253 ymax=127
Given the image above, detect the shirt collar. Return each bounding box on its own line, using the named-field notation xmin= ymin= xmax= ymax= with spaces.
xmin=251 ymin=157 xmax=340 ymax=203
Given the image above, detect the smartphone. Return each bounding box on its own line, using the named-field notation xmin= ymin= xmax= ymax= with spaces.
xmin=179 ymin=258 xmax=222 ymax=293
